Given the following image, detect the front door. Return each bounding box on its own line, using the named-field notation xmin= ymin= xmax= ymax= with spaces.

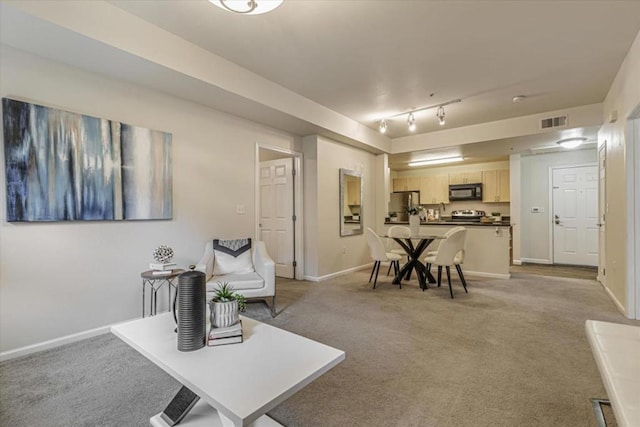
xmin=259 ymin=158 xmax=294 ymax=278
xmin=552 ymin=165 xmax=598 ymax=266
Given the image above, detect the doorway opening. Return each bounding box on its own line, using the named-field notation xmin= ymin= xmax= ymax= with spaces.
xmin=255 ymin=144 xmax=303 ymax=280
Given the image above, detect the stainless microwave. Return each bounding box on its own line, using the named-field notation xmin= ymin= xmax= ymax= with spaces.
xmin=449 ymin=183 xmax=482 ymax=201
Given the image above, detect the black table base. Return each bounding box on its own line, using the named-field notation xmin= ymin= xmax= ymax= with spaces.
xmin=391 ymin=237 xmax=437 ymax=290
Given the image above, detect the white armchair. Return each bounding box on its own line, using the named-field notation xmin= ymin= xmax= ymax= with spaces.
xmin=195 ymin=240 xmax=276 ymax=316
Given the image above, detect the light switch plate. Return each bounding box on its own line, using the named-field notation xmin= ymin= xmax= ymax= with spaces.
xmin=236 ymin=204 xmax=245 ymax=214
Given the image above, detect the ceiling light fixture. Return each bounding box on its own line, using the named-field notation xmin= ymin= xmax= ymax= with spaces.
xmin=512 ymin=95 xmax=526 ymax=103
xmin=556 ymin=137 xmax=587 ymax=149
xmin=408 ymin=156 xmax=464 ymax=167
xmin=436 ymin=106 xmax=446 ymax=126
xmin=376 ymin=98 xmax=461 ymax=133
xmin=407 ymin=113 xmax=416 ymax=132
xmin=208 ymin=0 xmax=283 ymax=15
xmin=379 ymin=120 xmax=387 ymax=134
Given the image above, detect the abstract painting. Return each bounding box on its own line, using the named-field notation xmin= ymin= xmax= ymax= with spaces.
xmin=2 ymin=98 xmax=172 ymax=222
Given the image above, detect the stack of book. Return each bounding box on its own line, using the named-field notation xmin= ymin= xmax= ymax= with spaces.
xmin=207 ymin=320 xmax=243 ymax=346
xmin=150 ymin=262 xmax=177 ymax=271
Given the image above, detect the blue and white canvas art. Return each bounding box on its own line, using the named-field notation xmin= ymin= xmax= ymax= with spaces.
xmin=2 ymin=98 xmax=172 ymax=222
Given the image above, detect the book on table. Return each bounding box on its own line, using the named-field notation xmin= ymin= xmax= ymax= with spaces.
xmin=207 ymin=334 xmax=243 ymax=346
xmin=149 ymin=262 xmax=177 ymax=271
xmin=207 ymin=320 xmax=243 ymax=346
xmin=151 ymin=270 xmax=174 ymax=276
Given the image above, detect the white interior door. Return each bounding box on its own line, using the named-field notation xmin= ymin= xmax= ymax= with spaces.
xmin=259 ymin=158 xmax=294 ymax=278
xmin=552 ymin=165 xmax=598 ymax=266
xmin=598 ymin=144 xmax=606 ymax=285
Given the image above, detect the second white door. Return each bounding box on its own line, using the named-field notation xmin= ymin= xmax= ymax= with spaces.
xmin=552 ymin=165 xmax=598 ymax=266
xmin=259 ymin=158 xmax=295 ymax=278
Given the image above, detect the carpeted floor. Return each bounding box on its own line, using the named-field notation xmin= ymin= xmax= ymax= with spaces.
xmin=1 ymin=269 xmax=636 ymax=426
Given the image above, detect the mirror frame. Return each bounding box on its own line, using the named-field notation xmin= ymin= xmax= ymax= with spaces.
xmin=339 ymin=168 xmax=363 ymax=236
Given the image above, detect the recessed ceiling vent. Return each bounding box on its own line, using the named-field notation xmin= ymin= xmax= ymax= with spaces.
xmin=540 ymin=115 xmax=567 ymax=129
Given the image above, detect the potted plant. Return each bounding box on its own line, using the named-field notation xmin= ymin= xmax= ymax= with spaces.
xmin=389 ymin=212 xmax=398 ymax=222
xmin=492 ymin=211 xmax=502 ymax=222
xmin=210 ymin=282 xmax=246 ymax=328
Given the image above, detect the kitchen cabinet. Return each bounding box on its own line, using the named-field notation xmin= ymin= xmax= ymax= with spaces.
xmin=393 ymin=177 xmax=420 ymax=192
xmin=346 ymin=179 xmax=361 ymax=205
xmin=449 ymin=171 xmax=483 ymax=185
xmin=483 ymin=169 xmax=510 ymax=202
xmin=420 ymin=175 xmax=449 ymax=204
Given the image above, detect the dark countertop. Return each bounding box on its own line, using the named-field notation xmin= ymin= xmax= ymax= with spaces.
xmin=385 ymin=220 xmax=512 ymax=227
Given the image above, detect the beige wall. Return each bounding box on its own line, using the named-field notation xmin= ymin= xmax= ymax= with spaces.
xmin=599 ymin=29 xmax=640 ymax=317
xmin=303 ymin=135 xmax=376 ymax=280
xmin=0 ymin=46 xmax=299 ymax=352
xmin=519 ymin=148 xmax=597 ymax=263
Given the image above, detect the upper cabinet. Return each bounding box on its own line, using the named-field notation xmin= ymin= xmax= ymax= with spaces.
xmin=392 ymin=177 xmax=420 ymax=192
xmin=483 ymin=169 xmax=510 ymax=203
xmin=347 ymin=178 xmax=361 ymax=205
xmin=449 ymin=171 xmax=483 ymax=185
xmin=420 ymin=175 xmax=449 ymax=204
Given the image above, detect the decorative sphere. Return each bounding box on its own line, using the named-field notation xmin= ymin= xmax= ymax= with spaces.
xmin=153 ymin=245 xmax=174 ymax=263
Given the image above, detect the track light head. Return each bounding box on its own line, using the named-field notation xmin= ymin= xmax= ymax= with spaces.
xmin=436 ymin=106 xmax=445 ymax=126
xmin=407 ymin=113 xmax=416 ymax=131
xmin=379 ymin=119 xmax=387 ymax=134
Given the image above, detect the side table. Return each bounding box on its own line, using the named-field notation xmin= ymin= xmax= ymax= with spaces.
xmin=140 ymin=269 xmax=185 ymax=317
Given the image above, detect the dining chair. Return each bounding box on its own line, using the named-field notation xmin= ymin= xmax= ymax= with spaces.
xmin=366 ymin=227 xmax=404 ymax=289
xmin=386 ymin=225 xmax=411 ymax=275
xmin=425 ymin=226 xmax=465 ymax=257
xmin=423 ymin=228 xmax=468 ymax=298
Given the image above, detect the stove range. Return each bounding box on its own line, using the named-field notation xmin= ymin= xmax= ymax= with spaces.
xmin=450 ymin=209 xmax=486 ymax=221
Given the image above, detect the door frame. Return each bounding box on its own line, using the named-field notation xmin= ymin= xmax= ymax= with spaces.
xmin=255 ymin=143 xmax=304 ymax=280
xmin=548 ymin=162 xmax=598 ymax=265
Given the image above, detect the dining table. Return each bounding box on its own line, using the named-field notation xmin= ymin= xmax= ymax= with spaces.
xmin=384 ymin=234 xmax=443 ymax=290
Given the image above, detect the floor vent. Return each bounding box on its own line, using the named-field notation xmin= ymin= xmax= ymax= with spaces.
xmin=540 ymin=115 xmax=567 ymax=129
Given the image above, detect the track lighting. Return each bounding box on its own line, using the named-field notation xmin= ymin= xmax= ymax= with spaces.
xmin=376 ymin=98 xmax=461 ymax=133
xmin=436 ymin=106 xmax=445 ymax=126
xmin=407 ymin=113 xmax=416 ymax=132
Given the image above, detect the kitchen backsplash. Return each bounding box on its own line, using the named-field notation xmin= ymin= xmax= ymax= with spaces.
xmin=420 ymin=200 xmax=510 ymax=216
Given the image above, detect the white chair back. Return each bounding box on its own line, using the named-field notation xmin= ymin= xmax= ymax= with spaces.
xmin=388 ymin=225 xmax=412 ymax=238
xmin=435 ymin=228 xmax=467 ymax=265
xmin=366 ymin=227 xmax=388 ymax=260
xmin=444 ymin=226 xmax=465 ymax=238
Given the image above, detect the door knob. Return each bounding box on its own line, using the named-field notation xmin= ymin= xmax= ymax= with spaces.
xmin=555 ymin=220 xmax=561 ymax=225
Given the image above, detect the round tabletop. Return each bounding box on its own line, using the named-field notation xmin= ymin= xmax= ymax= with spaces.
xmin=140 ymin=269 xmax=185 ymax=280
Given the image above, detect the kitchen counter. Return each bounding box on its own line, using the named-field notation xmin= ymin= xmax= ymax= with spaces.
xmin=381 ymin=222 xmax=512 ymax=279
xmin=385 ymin=220 xmax=512 ymax=227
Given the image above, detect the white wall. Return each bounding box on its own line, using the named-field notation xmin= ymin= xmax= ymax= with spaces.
xmin=303 ymin=135 xmax=376 ymax=280
xmin=519 ymin=148 xmax=597 ymax=263
xmin=0 ymin=46 xmax=300 ymax=353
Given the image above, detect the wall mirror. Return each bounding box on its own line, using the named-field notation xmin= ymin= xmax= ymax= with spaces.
xmin=340 ymin=168 xmax=363 ymax=236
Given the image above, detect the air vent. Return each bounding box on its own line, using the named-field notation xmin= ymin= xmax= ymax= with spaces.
xmin=540 ymin=115 xmax=567 ymax=129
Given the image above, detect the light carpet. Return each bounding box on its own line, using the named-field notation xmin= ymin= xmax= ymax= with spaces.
xmin=1 ymin=269 xmax=637 ymax=426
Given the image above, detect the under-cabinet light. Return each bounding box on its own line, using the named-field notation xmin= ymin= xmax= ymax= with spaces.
xmin=408 ymin=156 xmax=464 ymax=167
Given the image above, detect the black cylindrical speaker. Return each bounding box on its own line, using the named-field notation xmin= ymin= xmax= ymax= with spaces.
xmin=175 ymin=271 xmax=206 ymax=352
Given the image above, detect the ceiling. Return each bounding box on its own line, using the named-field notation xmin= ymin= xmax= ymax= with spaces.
xmin=110 ymin=0 xmax=640 ymax=139
xmin=3 ymin=1 xmax=640 ymax=169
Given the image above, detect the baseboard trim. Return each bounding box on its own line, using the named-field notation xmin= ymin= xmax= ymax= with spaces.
xmin=304 ymin=263 xmax=373 ymax=282
xmin=512 ymin=259 xmax=522 ymax=266
xmin=520 ymin=258 xmax=553 ymax=265
xmin=464 ymin=270 xmax=511 ymax=280
xmin=598 ymin=281 xmax=628 ymax=318
xmin=1 ymin=324 xmax=113 ymax=362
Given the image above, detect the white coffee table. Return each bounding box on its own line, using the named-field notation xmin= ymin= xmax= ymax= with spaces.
xmin=111 ymin=313 xmax=345 ymax=427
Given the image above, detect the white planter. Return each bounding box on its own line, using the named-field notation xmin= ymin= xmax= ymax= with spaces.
xmin=409 ymin=215 xmax=420 ymax=235
xmin=210 ymin=300 xmax=239 ymax=328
